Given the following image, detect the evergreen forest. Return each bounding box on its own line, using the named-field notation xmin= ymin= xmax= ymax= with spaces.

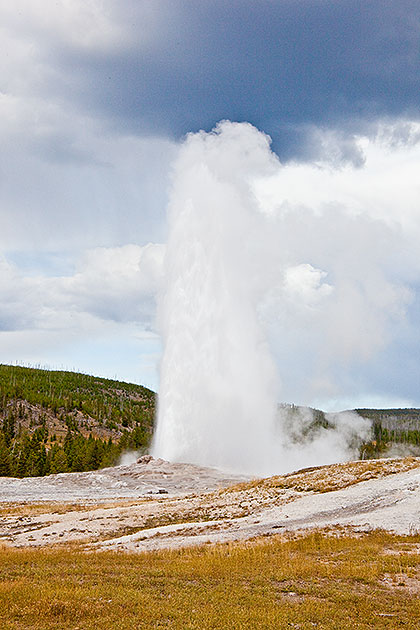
xmin=0 ymin=364 xmax=155 ymax=477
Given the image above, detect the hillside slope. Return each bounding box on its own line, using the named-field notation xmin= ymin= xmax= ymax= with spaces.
xmin=279 ymin=403 xmax=420 ymax=459
xmin=0 ymin=364 xmax=156 ymax=477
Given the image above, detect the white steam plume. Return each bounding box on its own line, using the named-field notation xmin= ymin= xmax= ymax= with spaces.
xmin=152 ymin=122 xmax=279 ymax=475
xmin=152 ymin=121 xmax=372 ymax=475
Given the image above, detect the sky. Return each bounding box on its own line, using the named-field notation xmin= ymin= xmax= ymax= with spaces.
xmin=0 ymin=0 xmax=420 ymax=410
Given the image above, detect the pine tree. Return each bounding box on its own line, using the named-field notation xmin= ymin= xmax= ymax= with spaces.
xmin=49 ymin=445 xmax=68 ymax=474
xmin=0 ymin=435 xmax=11 ymax=476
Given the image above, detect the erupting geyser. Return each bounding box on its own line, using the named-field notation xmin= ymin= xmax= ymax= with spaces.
xmin=152 ymin=122 xmax=280 ymax=475
xmin=152 ymin=121 xmax=371 ymax=475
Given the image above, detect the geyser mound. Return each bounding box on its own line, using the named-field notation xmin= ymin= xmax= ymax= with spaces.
xmin=152 ymin=121 xmax=370 ymax=475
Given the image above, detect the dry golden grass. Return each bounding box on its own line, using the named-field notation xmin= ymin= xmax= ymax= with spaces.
xmin=1 ymin=530 xmax=420 ymax=629
xmin=224 ymin=456 xmax=420 ymax=495
xmin=0 ymin=502 xmax=90 ymax=518
xmin=0 ymin=499 xmax=154 ymax=519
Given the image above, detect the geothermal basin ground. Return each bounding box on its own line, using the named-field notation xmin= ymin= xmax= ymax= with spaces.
xmin=1 ymin=456 xmax=420 ymax=552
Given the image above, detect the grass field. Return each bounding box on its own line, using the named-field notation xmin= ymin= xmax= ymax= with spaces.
xmin=1 ymin=530 xmax=420 ymax=629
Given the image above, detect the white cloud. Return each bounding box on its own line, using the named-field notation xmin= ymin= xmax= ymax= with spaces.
xmin=0 ymin=243 xmax=164 ymax=386
xmin=283 ymin=263 xmax=334 ymax=306
xmin=2 ymin=2 xmax=417 ymax=407
xmin=250 ymin=120 xmax=420 ymax=406
xmin=0 ymin=2 xmax=174 ymax=388
xmin=0 ymin=0 xmax=159 ymax=55
xmin=61 ymin=243 xmax=165 ymax=323
xmin=0 ymin=104 xmax=177 ymax=251
xmin=254 ymin=120 xmax=420 ymax=234
xmin=2 ymin=104 xmax=420 ymax=408
xmin=0 ymin=244 xmax=164 ymax=332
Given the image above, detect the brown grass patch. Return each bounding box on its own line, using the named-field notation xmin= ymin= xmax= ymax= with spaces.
xmin=0 ymin=498 xmax=155 ymax=519
xmin=1 ymin=529 xmax=420 ymax=629
xmin=224 ymin=456 xmax=420 ymax=495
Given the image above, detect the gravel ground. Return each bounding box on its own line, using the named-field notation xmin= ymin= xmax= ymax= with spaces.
xmin=0 ymin=457 xmax=248 ymax=502
xmin=1 ymin=457 xmax=420 ymax=552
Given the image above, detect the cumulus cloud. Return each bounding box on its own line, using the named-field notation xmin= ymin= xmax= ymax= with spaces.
xmin=2 ymin=114 xmax=419 ymax=409
xmin=283 ymin=264 xmax=334 ymax=307
xmin=0 ymin=244 xmax=164 ymax=332
xmin=61 ymin=244 xmax=165 ymax=323
xmin=0 ymin=243 xmax=165 ymax=386
xmin=255 ymin=120 xmax=420 ymax=231
xmin=250 ymin=120 xmax=420 ymax=408
xmin=0 ymin=1 xmax=175 ymax=386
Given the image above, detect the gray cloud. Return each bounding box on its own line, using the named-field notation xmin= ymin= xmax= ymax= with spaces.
xmin=3 ymin=1 xmax=419 ymax=147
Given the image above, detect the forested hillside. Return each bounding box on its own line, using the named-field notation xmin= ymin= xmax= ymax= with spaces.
xmin=279 ymin=403 xmax=420 ymax=459
xmin=0 ymin=364 xmax=155 ymax=477
xmin=1 ymin=364 xmax=419 ymax=479
xmin=356 ymin=408 xmax=420 ymax=457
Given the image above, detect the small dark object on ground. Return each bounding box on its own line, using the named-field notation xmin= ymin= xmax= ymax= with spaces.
xmin=137 ymin=454 xmax=154 ymax=465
